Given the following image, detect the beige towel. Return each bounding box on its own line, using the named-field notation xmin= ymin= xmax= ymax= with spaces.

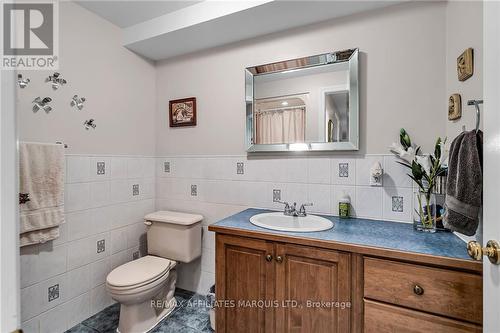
xmin=19 ymin=142 xmax=65 ymax=247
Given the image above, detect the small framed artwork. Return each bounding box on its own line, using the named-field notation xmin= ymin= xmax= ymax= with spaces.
xmin=169 ymin=97 xmax=196 ymax=127
xmin=457 ymin=48 xmax=473 ymax=81
xmin=448 ymin=93 xmax=462 ymax=120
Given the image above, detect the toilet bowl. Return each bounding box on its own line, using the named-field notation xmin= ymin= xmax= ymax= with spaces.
xmin=107 ymin=256 xmax=177 ymax=333
xmin=106 ymin=211 xmax=202 ymax=333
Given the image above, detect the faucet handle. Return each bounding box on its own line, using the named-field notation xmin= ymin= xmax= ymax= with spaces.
xmin=299 ymin=202 xmax=313 ymax=216
xmin=276 ymin=200 xmax=289 ymax=206
xmin=277 ymin=200 xmax=293 ymax=215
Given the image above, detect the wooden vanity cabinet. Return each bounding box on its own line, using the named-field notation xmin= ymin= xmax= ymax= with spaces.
xmin=215 ymin=234 xmax=351 ymax=333
xmin=274 ymin=243 xmax=351 ymax=333
xmin=213 ymin=232 xmax=483 ymax=333
xmin=215 ymin=234 xmax=275 ymax=333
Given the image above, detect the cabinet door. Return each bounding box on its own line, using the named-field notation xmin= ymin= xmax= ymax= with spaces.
xmin=216 ymin=234 xmax=275 ymax=333
xmin=275 ymin=243 xmax=351 ymax=333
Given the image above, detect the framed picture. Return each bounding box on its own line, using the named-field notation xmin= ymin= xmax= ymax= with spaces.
xmin=169 ymin=97 xmax=196 ymax=127
xmin=457 ymin=48 xmax=473 ymax=81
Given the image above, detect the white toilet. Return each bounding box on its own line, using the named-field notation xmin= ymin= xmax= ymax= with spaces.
xmin=106 ymin=211 xmax=203 ymax=333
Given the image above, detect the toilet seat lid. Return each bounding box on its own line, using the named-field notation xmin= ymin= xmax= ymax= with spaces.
xmin=107 ymin=255 xmax=174 ymax=288
xmin=144 ymin=211 xmax=203 ymax=226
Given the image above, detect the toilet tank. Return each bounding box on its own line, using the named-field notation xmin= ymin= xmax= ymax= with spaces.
xmin=144 ymin=211 xmax=202 ymax=263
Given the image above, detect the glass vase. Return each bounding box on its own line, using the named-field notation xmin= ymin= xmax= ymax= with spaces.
xmin=413 ymin=191 xmax=437 ymax=233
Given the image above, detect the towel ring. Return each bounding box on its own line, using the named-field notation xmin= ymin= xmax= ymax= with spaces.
xmin=467 ymin=99 xmax=483 ymax=133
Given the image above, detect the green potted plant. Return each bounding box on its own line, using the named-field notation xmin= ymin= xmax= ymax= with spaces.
xmin=390 ymin=129 xmax=447 ymax=232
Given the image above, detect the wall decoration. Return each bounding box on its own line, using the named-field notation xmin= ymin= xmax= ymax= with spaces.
xmin=84 ymin=119 xmax=96 ymax=130
xmin=46 ymin=72 xmax=67 ymax=90
xmin=32 ymin=97 xmax=52 ymax=113
xmin=169 ymin=97 xmax=196 ymax=127
xmin=17 ymin=74 xmax=30 ymax=88
xmin=448 ymin=93 xmax=462 ymax=120
xmin=457 ymin=48 xmax=473 ymax=81
xmin=71 ymin=95 xmax=86 ymax=110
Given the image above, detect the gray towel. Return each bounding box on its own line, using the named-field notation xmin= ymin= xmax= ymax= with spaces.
xmin=443 ymin=130 xmax=483 ymax=236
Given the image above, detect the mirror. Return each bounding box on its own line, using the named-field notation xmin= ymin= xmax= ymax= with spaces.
xmin=246 ymin=48 xmax=359 ymax=152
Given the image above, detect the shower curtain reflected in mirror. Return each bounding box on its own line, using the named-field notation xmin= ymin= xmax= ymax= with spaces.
xmin=255 ymin=107 xmax=305 ymax=144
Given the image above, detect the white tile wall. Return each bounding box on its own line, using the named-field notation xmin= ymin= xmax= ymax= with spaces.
xmin=155 ymin=154 xmax=416 ymax=293
xmin=21 ymin=155 xmax=154 ymax=332
xmin=22 ymin=153 xmax=415 ymax=330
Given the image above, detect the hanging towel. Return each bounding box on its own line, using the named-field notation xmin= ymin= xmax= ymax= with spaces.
xmin=443 ymin=130 xmax=483 ymax=236
xmin=19 ymin=142 xmax=65 ymax=247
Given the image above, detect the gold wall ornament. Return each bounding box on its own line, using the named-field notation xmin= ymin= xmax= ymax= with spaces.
xmin=457 ymin=48 xmax=473 ymax=81
xmin=448 ymin=93 xmax=462 ymax=120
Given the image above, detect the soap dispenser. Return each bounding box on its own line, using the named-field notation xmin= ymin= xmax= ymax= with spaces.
xmin=339 ymin=192 xmax=351 ymax=218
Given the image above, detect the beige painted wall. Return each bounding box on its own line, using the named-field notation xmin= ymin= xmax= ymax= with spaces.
xmin=155 ymin=1 xmax=447 ymax=156
xmin=445 ymin=1 xmax=483 ymax=242
xmin=17 ymin=2 xmax=156 ymax=156
xmin=445 ymin=1 xmax=483 ymax=143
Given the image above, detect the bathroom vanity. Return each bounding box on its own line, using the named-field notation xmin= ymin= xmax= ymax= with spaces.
xmin=208 ymin=209 xmax=482 ymax=333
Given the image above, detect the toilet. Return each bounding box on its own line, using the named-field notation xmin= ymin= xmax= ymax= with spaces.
xmin=106 ymin=211 xmax=203 ymax=333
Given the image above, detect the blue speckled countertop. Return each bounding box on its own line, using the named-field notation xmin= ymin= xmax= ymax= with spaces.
xmin=210 ymin=208 xmax=473 ymax=262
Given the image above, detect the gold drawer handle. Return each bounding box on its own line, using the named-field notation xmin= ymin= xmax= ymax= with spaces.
xmin=276 ymin=255 xmax=283 ymax=263
xmin=467 ymin=240 xmax=500 ymax=264
xmin=413 ymin=284 xmax=424 ymax=296
xmin=265 ymin=254 xmax=273 ymax=262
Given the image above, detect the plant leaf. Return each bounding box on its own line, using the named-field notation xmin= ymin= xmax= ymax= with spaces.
xmin=408 ymin=174 xmax=424 ymax=190
xmin=436 ymin=167 xmax=447 ymax=177
xmin=400 ymin=128 xmax=411 ymax=149
xmin=411 ymin=160 xmax=423 ymax=180
xmin=434 ymin=137 xmax=442 ymax=161
xmin=396 ymin=161 xmax=412 ymax=169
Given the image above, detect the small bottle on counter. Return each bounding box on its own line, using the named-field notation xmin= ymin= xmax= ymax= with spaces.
xmin=339 ymin=192 xmax=351 ymax=218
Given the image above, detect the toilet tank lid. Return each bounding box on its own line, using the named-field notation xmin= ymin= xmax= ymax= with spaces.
xmin=144 ymin=211 xmax=203 ymax=225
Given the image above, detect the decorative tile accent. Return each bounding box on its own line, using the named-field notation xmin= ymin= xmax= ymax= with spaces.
xmin=97 ymin=239 xmax=105 ymax=253
xmin=392 ymin=196 xmax=404 ymax=212
xmin=273 ymin=189 xmax=281 ymax=202
xmin=133 ymin=251 xmax=140 ymax=260
xmin=96 ymin=162 xmax=105 ymax=175
xmin=164 ymin=161 xmax=170 ymax=173
xmin=339 ymin=163 xmax=349 ymax=178
xmin=191 ymin=185 xmax=197 ymax=196
xmin=236 ymin=162 xmax=244 ymax=175
xmin=132 ymin=184 xmax=139 ymax=196
xmin=48 ymin=284 xmax=59 ymax=302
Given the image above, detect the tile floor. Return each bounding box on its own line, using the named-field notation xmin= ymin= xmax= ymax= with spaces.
xmin=65 ymin=289 xmax=213 ymax=333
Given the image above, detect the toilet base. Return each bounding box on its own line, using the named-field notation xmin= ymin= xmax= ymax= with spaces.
xmin=116 ymin=298 xmax=177 ymax=333
xmin=115 ymin=269 xmax=178 ymax=333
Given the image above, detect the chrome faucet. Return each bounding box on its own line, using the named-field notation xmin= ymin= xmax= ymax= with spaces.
xmin=277 ymin=201 xmax=313 ymax=217
xmin=277 ymin=201 xmax=295 ymax=216
xmin=298 ymin=202 xmax=313 ymax=216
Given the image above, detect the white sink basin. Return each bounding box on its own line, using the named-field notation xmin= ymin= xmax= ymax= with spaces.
xmin=249 ymin=212 xmax=334 ymax=232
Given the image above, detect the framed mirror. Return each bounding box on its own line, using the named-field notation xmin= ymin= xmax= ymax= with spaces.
xmin=245 ymin=48 xmax=359 ymax=152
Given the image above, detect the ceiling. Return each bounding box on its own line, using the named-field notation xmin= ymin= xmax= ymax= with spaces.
xmin=76 ymin=1 xmax=201 ymax=28
xmin=75 ymin=1 xmax=406 ymax=61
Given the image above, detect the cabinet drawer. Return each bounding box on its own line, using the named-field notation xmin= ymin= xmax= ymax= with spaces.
xmin=364 ymin=258 xmax=482 ymax=324
xmin=364 ymin=300 xmax=481 ymax=333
